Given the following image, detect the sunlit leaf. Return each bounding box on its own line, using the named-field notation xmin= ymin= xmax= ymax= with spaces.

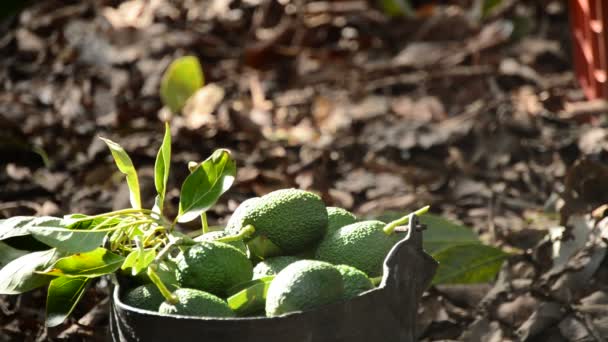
xmin=419 ymin=214 xmax=481 ymax=254
xmin=153 ymin=122 xmax=171 ymax=214
xmin=100 ymin=137 xmax=142 ymax=209
xmin=160 ymin=56 xmax=204 ymax=113
xmin=121 ymin=249 xmax=156 ymax=276
xmin=41 ymin=248 xmax=125 ymax=277
xmin=0 ymin=249 xmax=61 ymax=294
xmin=28 ymin=225 xmax=109 ymax=254
xmin=177 ymin=149 xmax=236 ymax=223
xmin=227 ymin=277 xmax=273 ymax=316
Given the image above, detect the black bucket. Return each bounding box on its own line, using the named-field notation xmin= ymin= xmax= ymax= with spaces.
xmin=110 ymin=220 xmax=437 ymax=342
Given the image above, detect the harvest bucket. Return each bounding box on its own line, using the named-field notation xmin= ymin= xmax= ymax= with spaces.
xmin=109 ymin=216 xmax=437 ymax=342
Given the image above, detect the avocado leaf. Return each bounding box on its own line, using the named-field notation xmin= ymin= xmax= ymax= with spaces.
xmin=100 ymin=137 xmax=142 ymax=209
xmin=177 ymin=149 xmax=236 ymax=223
xmin=46 ymin=276 xmax=90 ymax=327
xmin=40 ymin=247 xmax=125 ymax=278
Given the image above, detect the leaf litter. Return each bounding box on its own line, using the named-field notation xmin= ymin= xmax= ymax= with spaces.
xmin=0 ymin=0 xmax=607 ymax=341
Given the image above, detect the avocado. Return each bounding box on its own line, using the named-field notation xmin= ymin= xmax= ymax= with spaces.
xmin=253 ymin=256 xmax=300 ymax=279
xmin=336 ymin=265 xmax=374 ymax=300
xmin=225 ymin=189 xmax=328 ymax=257
xmin=194 ymin=230 xmax=248 ymax=254
xmin=265 ymin=260 xmax=343 ymax=317
xmin=326 ymin=207 xmax=357 ymax=234
xmin=175 ymin=241 xmax=253 ymax=297
xmin=158 ymin=288 xmax=235 ymax=317
xmin=314 ymin=220 xmax=401 ymax=277
xmin=122 ymin=283 xmax=165 ymax=311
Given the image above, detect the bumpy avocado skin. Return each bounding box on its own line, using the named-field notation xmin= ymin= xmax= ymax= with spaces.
xmin=158 ymin=288 xmax=235 ymax=317
xmin=122 ymin=284 xmax=165 ymax=311
xmin=265 ymin=260 xmax=344 ymax=317
xmin=326 ymin=207 xmax=357 ymax=234
xmin=194 ymin=230 xmax=248 ymax=254
xmin=314 ymin=220 xmax=401 ymax=277
xmin=336 ymin=265 xmax=374 ymax=300
xmin=175 ymin=241 xmax=253 ymax=297
xmin=225 ymin=197 xmax=261 ymax=235
xmin=253 ymin=256 xmax=300 ymax=279
xmin=226 ymin=189 xmax=328 ymax=255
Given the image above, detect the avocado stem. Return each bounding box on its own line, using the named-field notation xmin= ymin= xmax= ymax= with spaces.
xmin=201 ymin=212 xmax=209 ymax=234
xmin=147 ymin=265 xmax=177 ymax=304
xmin=215 ymin=224 xmax=256 ymax=243
xmin=382 ymin=205 xmax=430 ymax=235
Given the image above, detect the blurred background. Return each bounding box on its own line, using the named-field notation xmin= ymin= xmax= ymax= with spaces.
xmin=1 ymin=0 xmax=608 ymax=341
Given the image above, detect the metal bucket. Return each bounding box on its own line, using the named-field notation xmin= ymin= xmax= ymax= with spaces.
xmin=110 ymin=218 xmax=437 ymax=342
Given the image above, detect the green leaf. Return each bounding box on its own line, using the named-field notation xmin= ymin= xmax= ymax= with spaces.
xmin=100 ymin=137 xmax=142 ymax=209
xmin=420 ymin=214 xmax=481 ymax=254
xmin=63 ymin=214 xmax=122 ymax=230
xmin=227 ymin=276 xmax=275 ymax=297
xmin=0 ymin=249 xmax=61 ymax=294
xmin=177 ymin=149 xmax=236 ymax=223
xmin=153 ymin=122 xmax=172 ymax=214
xmin=41 ymin=248 xmax=125 ymax=278
xmin=121 ymin=249 xmax=156 ymax=276
xmin=227 ymin=277 xmax=273 ymax=316
xmin=160 ymin=56 xmax=204 ymax=113
xmin=0 ymin=241 xmax=28 ymax=268
xmin=46 ymin=276 xmax=90 ymax=327
xmin=28 ymin=225 xmax=109 ymax=254
xmin=0 ymin=216 xmax=62 ymax=241
xmin=431 ymin=243 xmax=508 ymax=285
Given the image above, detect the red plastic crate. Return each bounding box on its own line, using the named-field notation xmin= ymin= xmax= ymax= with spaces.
xmin=570 ymin=0 xmax=608 ymax=99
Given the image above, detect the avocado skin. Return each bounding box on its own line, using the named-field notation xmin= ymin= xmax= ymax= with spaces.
xmin=122 ymin=283 xmax=165 ymax=311
xmin=194 ymin=230 xmax=248 ymax=254
xmin=336 ymin=264 xmax=374 ymax=300
xmin=253 ymin=256 xmax=300 ymax=279
xmin=158 ymin=288 xmax=235 ymax=317
xmin=265 ymin=260 xmax=343 ymax=317
xmin=326 ymin=207 xmax=357 ymax=234
xmin=315 ymin=220 xmax=401 ymax=277
xmin=175 ymin=241 xmax=253 ymax=297
xmin=226 ymin=189 xmax=328 ymax=255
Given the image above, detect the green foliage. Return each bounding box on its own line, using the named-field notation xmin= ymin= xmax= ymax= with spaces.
xmin=46 ymin=276 xmax=90 ymax=327
xmin=41 ymin=248 xmax=125 ymax=277
xmin=177 ymin=149 xmax=236 ymax=223
xmin=100 ymin=137 xmax=142 ymax=209
xmin=153 ymin=122 xmax=171 ymax=214
xmin=0 ymin=242 xmax=28 ymax=268
xmin=0 ymin=249 xmax=61 ymax=294
xmin=431 ymin=243 xmax=508 ymax=284
xmin=227 ymin=276 xmax=274 ymax=316
xmin=160 ymin=56 xmax=204 ymax=113
xmin=419 ymin=214 xmax=480 ymax=254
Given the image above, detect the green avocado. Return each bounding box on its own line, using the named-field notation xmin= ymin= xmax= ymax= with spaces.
xmin=314 ymin=220 xmax=401 ymax=277
xmin=194 ymin=230 xmax=248 ymax=254
xmin=122 ymin=283 xmax=165 ymax=311
xmin=253 ymin=256 xmax=300 ymax=279
xmin=158 ymin=288 xmax=235 ymax=317
xmin=225 ymin=189 xmax=328 ymax=257
xmin=326 ymin=207 xmax=357 ymax=234
xmin=175 ymin=241 xmax=253 ymax=297
xmin=336 ymin=265 xmax=374 ymax=300
xmin=265 ymin=260 xmax=343 ymax=317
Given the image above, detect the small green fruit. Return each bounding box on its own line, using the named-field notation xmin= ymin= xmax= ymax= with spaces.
xmin=265 ymin=260 xmax=343 ymax=317
xmin=158 ymin=288 xmax=235 ymax=317
xmin=122 ymin=284 xmax=164 ymax=311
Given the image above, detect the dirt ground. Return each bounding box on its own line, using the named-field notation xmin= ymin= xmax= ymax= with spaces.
xmin=1 ymin=0 xmax=607 ymax=341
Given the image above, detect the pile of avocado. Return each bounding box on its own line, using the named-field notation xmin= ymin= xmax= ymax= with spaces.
xmin=122 ymin=188 xmax=420 ymax=318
